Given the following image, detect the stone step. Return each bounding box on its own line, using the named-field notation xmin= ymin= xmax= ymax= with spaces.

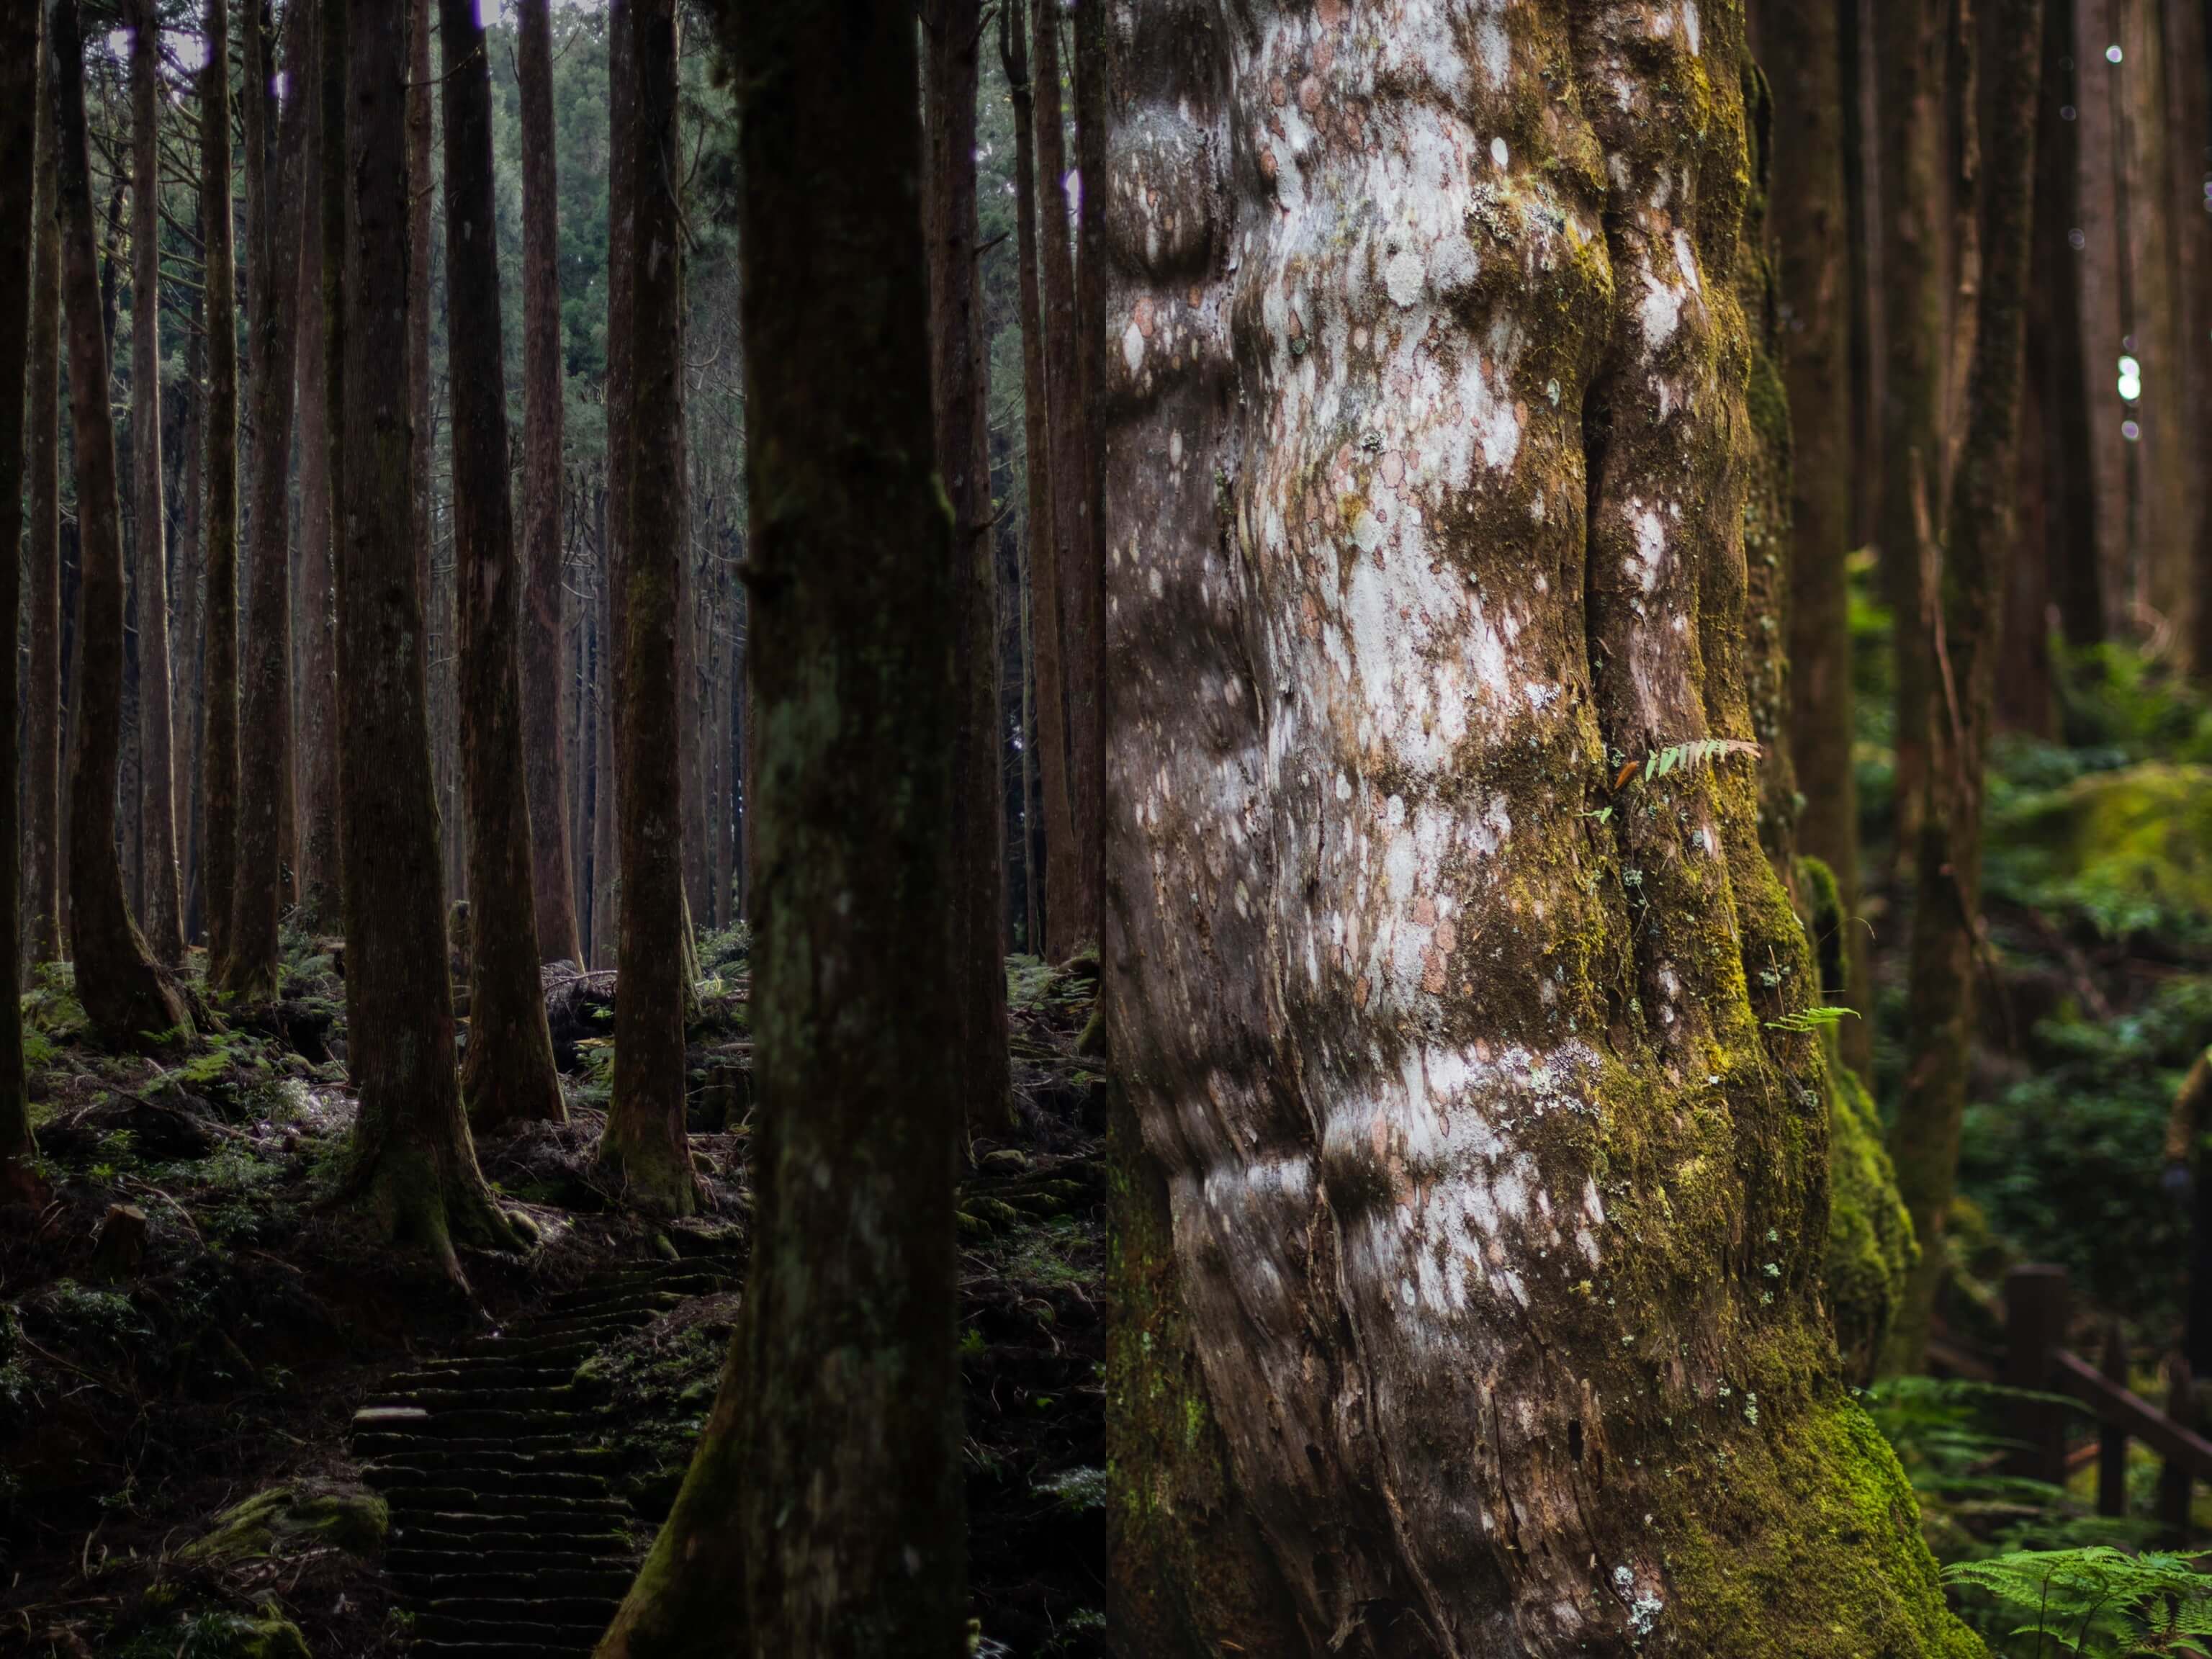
xmin=407 ymin=1565 xmax=636 ymax=1601
xmin=373 ymin=1407 xmax=598 ymax=1439
xmin=364 ymin=1383 xmax=588 ymax=1415
xmin=391 ymin=1524 xmax=633 ymax=1554
xmin=410 ymin=1594 xmax=623 ymax=1627
xmin=386 ymin=1548 xmax=631 ymax=1580
xmin=408 ymin=1611 xmax=611 ymax=1649
xmin=365 ymin=1444 xmax=618 ymax=1475
xmin=366 ymin=1465 xmax=610 ymax=1500
xmin=354 ymin=1429 xmax=586 ymax=1458
xmin=385 ymin=1364 xmax=578 ymax=1391
xmin=385 ymin=1491 xmax=630 ymax=1524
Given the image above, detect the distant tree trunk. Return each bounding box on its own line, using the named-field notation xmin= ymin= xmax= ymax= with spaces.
xmin=405 ymin=0 xmax=436 ymax=796
xmin=598 ymin=5 xmax=962 ymax=1652
xmin=1100 ymin=4 xmax=1979 ymax=1653
xmin=333 ymin=0 xmax=518 ymax=1277
xmin=177 ymin=282 xmax=207 ymax=943
xmin=201 ymin=0 xmax=240 ymax=979
xmin=925 ymin=0 xmax=1013 ymax=1130
xmin=1875 ymin=0 xmax=1948 ymax=876
xmin=1763 ymin=0 xmax=1873 ymax=1070
xmin=517 ymin=0 xmax=582 ymax=970
xmin=130 ymin=0 xmax=184 ymax=968
xmin=1071 ymin=0 xmax=1109 ymax=948
xmin=1031 ymin=1 xmax=1097 ymax=955
xmin=50 ymin=0 xmax=192 ymax=1051
xmin=1887 ymin=0 xmax=2045 ymax=1375
xmin=1002 ymin=0 xmax=1076 ymax=961
xmin=2172 ymin=0 xmax=2212 ymax=671
xmin=598 ymin=0 xmax=695 ymax=1215
xmin=598 ymin=0 xmax=634 ymax=968
xmin=1 ymin=0 xmax=40 ymax=1201
xmin=296 ymin=4 xmax=341 ymax=926
xmin=593 ymin=539 xmax=617 ymax=967
xmin=439 ymin=0 xmax=565 ymax=1128
xmin=25 ymin=55 xmax=63 ymax=969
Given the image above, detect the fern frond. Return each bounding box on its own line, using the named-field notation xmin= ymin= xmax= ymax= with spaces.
xmin=1763 ymin=1005 xmax=1861 ymax=1034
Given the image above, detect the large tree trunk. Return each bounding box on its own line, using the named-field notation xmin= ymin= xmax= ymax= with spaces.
xmin=201 ymin=0 xmax=241 ymax=978
xmin=51 ymin=0 xmax=192 ymax=1052
xmin=296 ymin=3 xmax=341 ymax=928
xmin=1001 ymin=0 xmax=1078 ymax=961
xmin=1887 ymin=0 xmax=2046 ymax=1376
xmin=225 ymin=0 xmax=310 ymax=1005
xmin=925 ymin=0 xmax=1013 ymax=1130
xmin=1099 ymin=4 xmax=1977 ymax=1653
xmin=1763 ymin=0 xmax=1873 ymax=1074
xmin=25 ymin=53 xmax=63 ymax=970
xmin=598 ymin=5 xmax=962 ymax=1652
xmin=598 ymin=0 xmax=696 ymax=1215
xmin=130 ymin=0 xmax=184 ymax=968
xmin=1 ymin=0 xmax=40 ymax=1201
xmin=439 ymin=0 xmax=566 ymax=1129
xmin=517 ymin=0 xmax=583 ymax=971
xmin=333 ymin=0 xmax=518 ymax=1277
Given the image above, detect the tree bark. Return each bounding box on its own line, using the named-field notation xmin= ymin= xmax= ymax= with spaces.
xmin=1 ymin=0 xmax=40 ymax=1201
xmin=1100 ymin=4 xmax=1979 ymax=1653
xmin=598 ymin=0 xmax=695 ymax=1215
xmin=599 ymin=5 xmax=963 ymax=1652
xmin=201 ymin=0 xmax=240 ymax=977
xmin=130 ymin=0 xmax=184 ymax=968
xmin=925 ymin=0 xmax=1013 ymax=1130
xmin=224 ymin=0 xmax=310 ymax=1005
xmin=1070 ymin=0 xmax=1110 ymax=947
xmin=1887 ymin=0 xmax=2046 ymax=1375
xmin=1001 ymin=0 xmax=1078 ymax=962
xmin=50 ymin=0 xmax=192 ymax=1052
xmin=25 ymin=52 xmax=63 ymax=970
xmin=332 ymin=0 xmax=518 ymax=1278
xmin=296 ymin=0 xmax=341 ymax=927
xmin=517 ymin=0 xmax=583 ymax=970
xmin=439 ymin=0 xmax=566 ymax=1129
xmin=596 ymin=0 xmax=635 ymax=971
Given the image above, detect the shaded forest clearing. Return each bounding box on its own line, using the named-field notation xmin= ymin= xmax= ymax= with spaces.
xmin=1 ymin=945 xmax=1110 ymax=1658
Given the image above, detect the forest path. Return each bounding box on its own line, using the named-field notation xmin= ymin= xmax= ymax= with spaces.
xmin=349 ymin=1249 xmax=743 ymax=1656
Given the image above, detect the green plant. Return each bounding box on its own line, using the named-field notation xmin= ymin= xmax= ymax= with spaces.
xmin=1946 ymin=1547 xmax=2212 ymax=1656
xmin=1588 ymin=737 xmax=1762 ymax=822
xmin=1765 ymin=1005 xmax=1861 ymax=1035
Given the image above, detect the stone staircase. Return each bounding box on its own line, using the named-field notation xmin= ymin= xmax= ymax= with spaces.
xmin=351 ymin=1254 xmax=739 ymax=1656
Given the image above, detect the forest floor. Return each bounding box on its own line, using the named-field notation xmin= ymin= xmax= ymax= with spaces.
xmin=1 ymin=938 xmax=1110 ymax=1658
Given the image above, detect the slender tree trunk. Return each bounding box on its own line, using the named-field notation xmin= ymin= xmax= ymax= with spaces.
xmin=130 ymin=0 xmax=184 ymax=968
xmin=1071 ymin=0 xmax=1109 ymax=949
xmin=1763 ymin=0 xmax=1873 ymax=1071
xmin=1001 ymin=0 xmax=1076 ymax=961
xmin=598 ymin=0 xmax=634 ymax=966
xmin=439 ymin=0 xmax=565 ymax=1128
xmin=925 ymin=0 xmax=1013 ymax=1129
xmin=593 ymin=534 xmax=617 ymax=968
xmin=1 ymin=0 xmax=40 ymax=1201
xmin=598 ymin=0 xmax=695 ymax=1215
xmin=598 ymin=4 xmax=962 ymax=1651
xmin=1031 ymin=1 xmax=1096 ymax=955
xmin=333 ymin=0 xmax=518 ymax=1277
xmin=516 ymin=0 xmax=583 ymax=970
xmin=50 ymin=0 xmax=192 ymax=1052
xmin=1875 ymin=0 xmax=1948 ymax=877
xmin=2037 ymin=0 xmax=2105 ymax=647
xmin=177 ymin=280 xmax=207 ymax=944
xmin=1101 ymin=4 xmax=1979 ymax=1652
xmin=202 ymin=0 xmax=241 ymax=979
xmin=2170 ymin=0 xmax=2212 ymax=670
xmin=296 ymin=7 xmax=341 ymax=927
xmin=1887 ymin=0 xmax=2046 ymax=1375
xmin=25 ymin=55 xmax=63 ymax=971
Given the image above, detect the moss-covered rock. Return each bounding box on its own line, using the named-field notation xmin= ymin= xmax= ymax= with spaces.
xmin=1987 ymin=761 xmax=2212 ymax=933
xmin=176 ymin=1611 xmax=313 ymax=1659
xmin=181 ymin=1485 xmax=388 ymax=1565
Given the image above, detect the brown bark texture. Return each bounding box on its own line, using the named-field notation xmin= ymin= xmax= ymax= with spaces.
xmin=1099 ymin=3 xmax=1979 ymax=1655
xmin=51 ymin=0 xmax=192 ymax=1052
xmin=600 ymin=0 xmax=696 ymax=1215
xmin=597 ymin=0 xmax=636 ymax=958
xmin=334 ymin=0 xmax=516 ymax=1276
xmin=201 ymin=0 xmax=240 ymax=976
xmin=225 ymin=0 xmax=310 ymax=1005
xmin=1887 ymin=0 xmax=2046 ymax=1375
xmin=518 ymin=0 xmax=583 ymax=970
xmin=131 ymin=0 xmax=184 ymax=968
xmin=297 ymin=4 xmax=341 ymax=927
xmin=26 ymin=56 xmax=63 ymax=968
xmin=439 ymin=0 xmax=566 ymax=1128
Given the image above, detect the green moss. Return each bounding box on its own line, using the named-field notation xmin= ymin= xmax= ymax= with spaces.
xmin=1986 ymin=761 xmax=2212 ymax=936
xmin=181 ymin=1485 xmax=388 ymax=1564
xmin=1827 ymin=1063 xmax=1919 ymax=1382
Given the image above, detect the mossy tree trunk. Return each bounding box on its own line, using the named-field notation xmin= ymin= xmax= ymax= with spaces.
xmin=333 ymin=0 xmax=518 ymax=1280
xmin=25 ymin=55 xmax=63 ymax=970
xmin=50 ymin=0 xmax=192 ymax=1053
xmin=225 ymin=0 xmax=310 ymax=1007
xmin=1 ymin=0 xmax=40 ymax=1202
xmin=200 ymin=0 xmax=240 ymax=976
xmin=438 ymin=0 xmax=566 ymax=1130
xmin=1100 ymin=4 xmax=1978 ymax=1653
xmin=130 ymin=0 xmax=185 ymax=970
xmin=925 ymin=0 xmax=1014 ymax=1131
xmin=597 ymin=2 xmax=964 ymax=1652
xmin=598 ymin=0 xmax=694 ymax=1215
xmin=1885 ymin=0 xmax=2045 ymax=1377
xmin=517 ymin=0 xmax=583 ymax=972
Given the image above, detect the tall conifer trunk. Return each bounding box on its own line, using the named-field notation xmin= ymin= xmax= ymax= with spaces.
xmin=439 ymin=0 xmax=566 ymax=1128
xmin=50 ymin=0 xmax=191 ymax=1051
xmin=295 ymin=6 xmax=341 ymax=929
xmin=518 ymin=0 xmax=583 ymax=970
xmin=26 ymin=53 xmax=63 ymax=969
xmin=201 ymin=0 xmax=240 ymax=976
xmin=596 ymin=0 xmax=636 ymax=971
